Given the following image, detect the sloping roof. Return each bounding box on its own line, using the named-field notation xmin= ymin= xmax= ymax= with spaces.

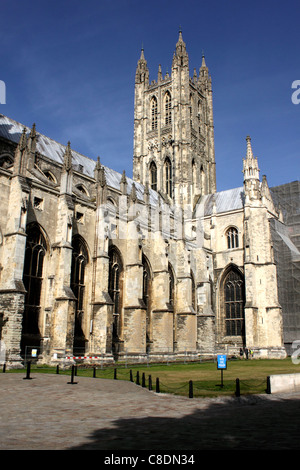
xmin=200 ymin=186 xmax=245 ymax=216
xmin=0 ymin=113 xmax=158 ymax=204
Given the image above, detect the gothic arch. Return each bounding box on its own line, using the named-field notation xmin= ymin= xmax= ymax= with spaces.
xmin=149 ymin=160 xmax=158 ymax=191
xmin=168 ymin=262 xmax=176 ymax=308
xmin=71 ymin=235 xmax=89 ymax=351
xmin=225 ymin=226 xmax=239 ymax=250
xmin=108 ymin=245 xmax=124 ymax=349
xmin=164 ymin=91 xmax=172 ymax=125
xmin=150 ymin=95 xmax=158 ymax=130
xmin=0 ymin=152 xmax=14 ymax=169
xmin=218 ymin=264 xmax=245 ymax=343
xmin=164 ymin=156 xmax=172 ymax=197
xmin=190 ymin=269 xmax=196 ymax=312
xmin=21 ymin=222 xmax=49 ymax=354
xmin=142 ymin=254 xmax=153 ymax=350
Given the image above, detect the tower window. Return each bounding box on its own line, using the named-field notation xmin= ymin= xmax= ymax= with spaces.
xmin=165 ymin=92 xmax=172 ymax=125
xmin=165 ymin=157 xmax=172 ymax=197
xmin=150 ymin=161 xmax=157 ymax=191
xmin=151 ymin=97 xmax=158 ymax=130
xmin=226 ymin=227 xmax=239 ymax=249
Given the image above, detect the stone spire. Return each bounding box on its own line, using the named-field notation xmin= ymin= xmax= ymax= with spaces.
xmin=173 ymin=29 xmax=188 ymax=66
xmin=243 ymin=136 xmax=260 ymax=200
xmin=63 ymin=141 xmax=73 ymax=172
xmin=13 ymin=128 xmax=28 ymax=176
xmin=135 ymin=46 xmax=149 ymax=85
xmin=120 ymin=170 xmax=128 ymax=195
xmin=60 ymin=142 xmax=73 ymax=195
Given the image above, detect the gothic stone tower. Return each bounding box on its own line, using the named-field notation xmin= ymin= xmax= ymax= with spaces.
xmin=133 ymin=31 xmax=216 ymax=208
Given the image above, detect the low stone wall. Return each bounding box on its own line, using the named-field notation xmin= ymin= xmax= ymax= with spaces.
xmin=269 ymin=373 xmax=300 ymax=393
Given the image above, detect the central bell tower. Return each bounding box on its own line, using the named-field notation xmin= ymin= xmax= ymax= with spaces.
xmin=133 ymin=31 xmax=216 ymax=208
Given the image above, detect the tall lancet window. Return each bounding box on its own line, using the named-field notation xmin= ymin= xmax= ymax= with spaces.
xmin=165 ymin=157 xmax=172 ymax=197
xmin=151 ymin=96 xmax=158 ymax=130
xmin=22 ymin=223 xmax=47 ymax=353
xmin=71 ymin=236 xmax=88 ymax=351
xmin=108 ymin=247 xmax=123 ymax=342
xmin=165 ymin=91 xmax=172 ymax=125
xmin=150 ymin=161 xmax=157 ymax=191
xmin=142 ymin=255 xmax=152 ymax=349
xmin=224 ymin=269 xmax=245 ymax=337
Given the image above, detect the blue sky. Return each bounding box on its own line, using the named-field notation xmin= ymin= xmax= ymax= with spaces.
xmin=1 ymin=0 xmax=299 ymax=191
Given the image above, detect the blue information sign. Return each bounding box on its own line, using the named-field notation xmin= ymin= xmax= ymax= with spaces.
xmin=217 ymin=354 xmax=227 ymax=370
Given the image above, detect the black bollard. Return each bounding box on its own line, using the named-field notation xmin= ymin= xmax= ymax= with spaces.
xmin=74 ymin=365 xmax=77 ymax=376
xmin=130 ymin=369 xmax=133 ymax=382
xmin=235 ymin=378 xmax=240 ymax=397
xmin=148 ymin=375 xmax=152 ymax=391
xmin=142 ymin=372 xmax=146 ymax=387
xmin=189 ymin=380 xmax=193 ymax=398
xmin=156 ymin=377 xmax=160 ymax=393
xmin=56 ymin=365 xmax=59 ymax=374
xmin=114 ymin=368 xmax=117 ymax=380
xmin=67 ymin=365 xmax=77 ymax=384
xmin=2 ymin=363 xmax=6 ymax=373
xmin=93 ymin=367 xmax=96 ymax=378
xmin=23 ymin=361 xmax=32 ymax=380
xmin=136 ymin=371 xmax=140 ymax=385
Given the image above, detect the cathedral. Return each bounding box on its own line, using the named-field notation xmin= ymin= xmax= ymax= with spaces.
xmin=0 ymin=32 xmax=299 ymax=367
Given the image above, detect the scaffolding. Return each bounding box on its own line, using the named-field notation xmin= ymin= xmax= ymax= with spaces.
xmin=270 ymin=181 xmax=300 ymax=355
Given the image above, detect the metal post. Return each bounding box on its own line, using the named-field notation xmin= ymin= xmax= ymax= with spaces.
xmin=114 ymin=368 xmax=117 ymax=380
xmin=67 ymin=365 xmax=77 ymax=384
xmin=235 ymin=378 xmax=240 ymax=397
xmin=156 ymin=377 xmax=160 ymax=393
xmin=130 ymin=369 xmax=133 ymax=382
xmin=93 ymin=367 xmax=96 ymax=378
xmin=23 ymin=361 xmax=32 ymax=380
xmin=148 ymin=375 xmax=152 ymax=391
xmin=189 ymin=380 xmax=193 ymax=398
xmin=136 ymin=371 xmax=140 ymax=385
xmin=142 ymin=372 xmax=146 ymax=387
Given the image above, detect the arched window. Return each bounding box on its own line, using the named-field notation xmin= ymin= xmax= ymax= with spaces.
xmin=224 ymin=268 xmax=245 ymax=337
xmin=150 ymin=161 xmax=157 ymax=191
xmin=168 ymin=264 xmax=175 ymax=307
xmin=165 ymin=157 xmax=172 ymax=197
xmin=108 ymin=248 xmax=123 ymax=341
xmin=22 ymin=223 xmax=47 ymax=352
xmin=191 ymin=271 xmax=196 ymax=311
xmin=0 ymin=153 xmax=14 ymax=169
xmin=165 ymin=92 xmax=172 ymax=125
xmin=71 ymin=236 xmax=88 ymax=351
xmin=227 ymin=227 xmax=239 ymax=249
xmin=142 ymin=255 xmax=152 ymax=348
xmin=151 ymin=97 xmax=158 ymax=130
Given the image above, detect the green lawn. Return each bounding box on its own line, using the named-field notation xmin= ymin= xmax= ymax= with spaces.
xmin=6 ymin=358 xmax=300 ymax=398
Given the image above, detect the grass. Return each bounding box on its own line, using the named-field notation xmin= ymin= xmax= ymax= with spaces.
xmin=5 ymin=358 xmax=300 ymax=398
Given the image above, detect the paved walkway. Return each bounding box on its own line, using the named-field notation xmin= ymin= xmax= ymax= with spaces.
xmin=1 ymin=372 xmax=300 ymax=450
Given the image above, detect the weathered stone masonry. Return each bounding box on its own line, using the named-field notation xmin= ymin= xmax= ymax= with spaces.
xmin=0 ymin=32 xmax=296 ymax=367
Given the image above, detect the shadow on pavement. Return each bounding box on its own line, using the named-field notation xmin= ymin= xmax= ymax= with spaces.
xmin=70 ymin=394 xmax=300 ymax=450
